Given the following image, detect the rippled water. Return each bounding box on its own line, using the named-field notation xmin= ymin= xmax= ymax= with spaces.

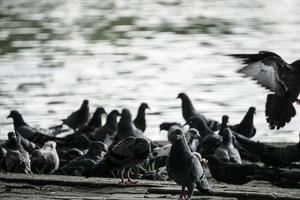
xmin=1 ymin=0 xmax=300 ymax=142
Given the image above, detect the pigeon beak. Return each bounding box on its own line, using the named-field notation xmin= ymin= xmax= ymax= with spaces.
xmin=7 ymin=114 xmax=11 ymax=119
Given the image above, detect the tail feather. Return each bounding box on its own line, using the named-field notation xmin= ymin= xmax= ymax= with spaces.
xmin=266 ymin=94 xmax=296 ymax=129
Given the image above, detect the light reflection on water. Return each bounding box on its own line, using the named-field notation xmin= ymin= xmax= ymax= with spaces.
xmin=0 ymin=0 xmax=300 ymax=142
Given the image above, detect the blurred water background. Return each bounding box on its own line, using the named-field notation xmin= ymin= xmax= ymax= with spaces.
xmin=0 ymin=0 xmax=300 ymax=142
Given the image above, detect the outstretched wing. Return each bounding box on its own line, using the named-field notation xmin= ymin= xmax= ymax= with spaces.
xmin=230 ymin=51 xmax=290 ymax=97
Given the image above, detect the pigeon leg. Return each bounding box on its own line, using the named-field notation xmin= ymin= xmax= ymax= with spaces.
xmin=125 ymin=168 xmax=138 ymax=184
xmin=118 ymin=169 xmax=126 ymax=185
xmin=178 ymin=186 xmax=186 ymax=200
xmin=186 ymin=185 xmax=195 ymax=200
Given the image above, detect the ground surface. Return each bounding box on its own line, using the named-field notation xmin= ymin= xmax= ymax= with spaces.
xmin=0 ymin=172 xmax=300 ymax=200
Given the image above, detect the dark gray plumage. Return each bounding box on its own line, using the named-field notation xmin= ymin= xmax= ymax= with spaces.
xmin=84 ymin=136 xmax=151 ymax=184
xmin=31 ymin=141 xmax=59 ymax=174
xmin=7 ymin=110 xmax=56 ymax=146
xmin=186 ymin=128 xmax=201 ymax=152
xmin=177 ymin=93 xmax=220 ymax=131
xmin=231 ymin=107 xmax=256 ymax=138
xmin=62 ymin=99 xmax=90 ymax=131
xmin=75 ymin=107 xmax=106 ymax=135
xmin=59 ymin=141 xmax=108 ymax=176
xmin=4 ymin=132 xmax=31 ymax=174
xmin=214 ymin=128 xmax=241 ymax=164
xmin=167 ymin=129 xmax=211 ymax=199
xmin=230 ymin=51 xmax=300 ymax=129
xmin=133 ymin=102 xmax=150 ymax=132
xmin=93 ymin=110 xmax=120 ymax=146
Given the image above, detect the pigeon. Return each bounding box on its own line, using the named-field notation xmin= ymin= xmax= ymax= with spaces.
xmin=93 ymin=110 xmax=120 ymax=146
xmin=75 ymin=107 xmax=106 ymax=135
xmin=159 ymin=122 xmax=182 ymax=143
xmin=186 ymin=128 xmax=201 ymax=152
xmin=4 ymin=132 xmax=31 ymax=174
xmin=62 ymin=99 xmax=90 ymax=131
xmin=177 ymin=93 xmax=220 ymax=131
xmin=31 ymin=141 xmax=59 ymax=174
xmin=207 ymin=155 xmax=261 ymax=185
xmin=214 ymin=128 xmax=242 ymax=164
xmin=230 ymin=107 xmax=256 ymax=138
xmin=230 ymin=51 xmax=300 ymax=129
xmin=7 ymin=110 xmax=58 ymax=146
xmin=188 ymin=116 xmax=222 ymax=157
xmin=59 ymin=141 xmax=108 ymax=176
xmin=84 ymin=136 xmax=151 ymax=184
xmin=133 ymin=103 xmax=150 ymax=132
xmin=233 ymin=132 xmax=300 ymax=167
xmin=167 ymin=128 xmax=211 ymax=199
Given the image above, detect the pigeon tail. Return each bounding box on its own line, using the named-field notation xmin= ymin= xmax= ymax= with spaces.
xmin=266 ymin=94 xmax=296 ymax=129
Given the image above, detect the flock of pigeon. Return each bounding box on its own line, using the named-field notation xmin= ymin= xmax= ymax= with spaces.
xmin=0 ymin=51 xmax=300 ymax=199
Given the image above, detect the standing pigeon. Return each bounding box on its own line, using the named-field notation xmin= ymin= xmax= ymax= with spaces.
xmin=31 ymin=141 xmax=59 ymax=174
xmin=214 ymin=128 xmax=242 ymax=164
xmin=230 ymin=107 xmax=256 ymax=138
xmin=84 ymin=136 xmax=151 ymax=184
xmin=177 ymin=93 xmax=220 ymax=131
xmin=7 ymin=110 xmax=58 ymax=146
xmin=167 ymin=128 xmax=211 ymax=199
xmin=133 ymin=103 xmax=150 ymax=132
xmin=59 ymin=141 xmax=108 ymax=176
xmin=4 ymin=132 xmax=31 ymax=174
xmin=62 ymin=99 xmax=90 ymax=131
xmin=93 ymin=110 xmax=120 ymax=146
xmin=75 ymin=107 xmax=106 ymax=135
xmin=230 ymin=51 xmax=300 ymax=129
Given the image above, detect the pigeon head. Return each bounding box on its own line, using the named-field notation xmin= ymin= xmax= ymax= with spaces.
xmin=140 ymin=102 xmax=150 ymax=110
xmin=81 ymin=100 xmax=89 ymax=108
xmin=7 ymin=131 xmax=21 ymax=149
xmin=43 ymin=141 xmax=57 ymax=151
xmin=88 ymin=141 xmax=108 ymax=155
xmin=94 ymin=107 xmax=106 ymax=115
xmin=176 ymin=92 xmax=188 ymax=100
xmin=120 ymin=108 xmax=132 ymax=122
xmin=291 ymin=60 xmax=300 ymax=71
xmin=187 ymin=128 xmax=201 ymax=139
xmin=169 ymin=128 xmax=184 ymax=143
xmin=221 ymin=115 xmax=229 ymax=124
xmin=248 ymin=107 xmax=256 ymax=115
xmin=109 ymin=109 xmax=121 ymax=117
xmin=159 ymin=122 xmax=181 ymax=131
xmin=222 ymin=128 xmax=233 ymax=144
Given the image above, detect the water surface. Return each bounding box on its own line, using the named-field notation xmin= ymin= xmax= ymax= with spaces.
xmin=1 ymin=0 xmax=300 ymax=142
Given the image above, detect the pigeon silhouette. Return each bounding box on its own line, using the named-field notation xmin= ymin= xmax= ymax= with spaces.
xmin=167 ymin=128 xmax=211 ymax=199
xmin=84 ymin=136 xmax=151 ymax=184
xmin=133 ymin=102 xmax=150 ymax=132
xmin=62 ymin=99 xmax=90 ymax=131
xmin=4 ymin=132 xmax=31 ymax=174
xmin=214 ymin=128 xmax=242 ymax=164
xmin=75 ymin=107 xmax=106 ymax=135
xmin=230 ymin=107 xmax=256 ymax=138
xmin=58 ymin=141 xmax=108 ymax=176
xmin=230 ymin=51 xmax=300 ymax=129
xmin=7 ymin=110 xmax=58 ymax=146
xmin=93 ymin=110 xmax=120 ymax=146
xmin=31 ymin=141 xmax=60 ymax=174
xmin=177 ymin=93 xmax=220 ymax=131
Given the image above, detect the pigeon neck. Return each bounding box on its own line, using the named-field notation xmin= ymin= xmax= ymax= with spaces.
xmin=239 ymin=111 xmax=253 ymax=129
xmin=172 ymin=136 xmax=191 ymax=157
xmin=87 ymin=113 xmax=102 ymax=128
xmin=182 ymin=98 xmax=197 ymax=120
xmin=13 ymin=115 xmax=28 ymax=130
xmin=218 ymin=121 xmax=228 ymax=136
xmin=105 ymin=115 xmax=118 ymax=132
xmin=135 ymin=108 xmax=146 ymax=123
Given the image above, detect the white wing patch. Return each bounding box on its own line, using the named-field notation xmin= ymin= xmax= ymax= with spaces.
xmin=238 ymin=61 xmax=284 ymax=95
